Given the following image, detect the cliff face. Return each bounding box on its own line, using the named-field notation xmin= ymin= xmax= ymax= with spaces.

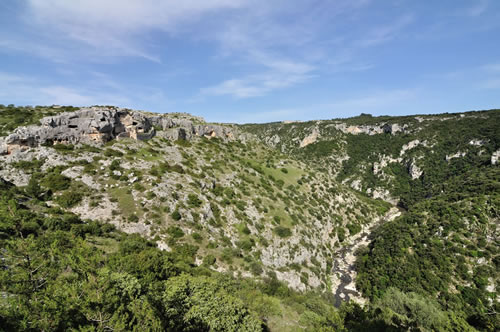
xmin=0 ymin=107 xmax=154 ymax=154
xmin=0 ymin=106 xmax=242 ymax=155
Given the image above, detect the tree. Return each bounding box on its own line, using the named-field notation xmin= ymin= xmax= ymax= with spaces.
xmin=162 ymin=275 xmax=263 ymax=331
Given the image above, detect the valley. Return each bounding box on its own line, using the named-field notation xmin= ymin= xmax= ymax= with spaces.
xmin=0 ymin=104 xmax=498 ymax=331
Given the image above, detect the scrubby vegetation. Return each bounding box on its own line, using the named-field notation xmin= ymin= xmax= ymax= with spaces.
xmin=356 ymin=168 xmax=500 ymax=331
xmin=0 ymin=179 xmax=423 ymax=331
xmin=0 ymin=104 xmax=75 ymax=136
xmin=1 ymin=106 xmax=498 ymax=331
xmin=242 ymin=109 xmax=499 ymax=331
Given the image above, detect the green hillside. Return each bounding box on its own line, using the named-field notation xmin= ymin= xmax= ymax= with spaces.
xmin=0 ymin=106 xmax=498 ymax=331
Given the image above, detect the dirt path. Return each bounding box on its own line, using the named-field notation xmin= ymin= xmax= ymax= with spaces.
xmin=330 ymin=207 xmax=401 ymax=307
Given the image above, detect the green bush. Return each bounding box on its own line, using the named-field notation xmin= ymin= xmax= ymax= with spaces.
xmin=171 ymin=210 xmax=182 ymax=221
xmin=104 ymin=148 xmax=123 ymax=157
xmin=167 ymin=226 xmax=184 ymax=238
xmin=235 ymin=200 xmax=246 ymax=211
xmin=337 ymin=228 xmax=346 ymax=242
xmin=53 ymin=143 xmax=74 ymax=151
xmin=192 ymin=232 xmax=203 ymax=243
xmin=203 ymin=254 xmax=216 ymax=266
xmin=187 ymin=194 xmax=202 ymax=208
xmin=56 ymin=190 xmax=83 ymax=208
xmin=273 ymin=226 xmax=292 ymax=238
xmin=41 ymin=173 xmax=71 ymax=191
xmin=346 ymin=223 xmax=361 ymax=236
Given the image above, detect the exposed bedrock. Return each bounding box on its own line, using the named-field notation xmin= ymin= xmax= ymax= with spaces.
xmin=1 ymin=107 xmax=242 ymax=154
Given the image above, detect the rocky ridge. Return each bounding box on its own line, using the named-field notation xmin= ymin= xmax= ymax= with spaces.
xmin=0 ymin=106 xmax=243 ymax=155
xmin=241 ymin=110 xmax=500 ymax=204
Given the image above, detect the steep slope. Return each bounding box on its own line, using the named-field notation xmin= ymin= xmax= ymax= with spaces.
xmin=0 ymin=105 xmax=390 ymax=295
xmin=241 ymin=109 xmax=500 ymax=331
xmin=356 ymin=167 xmax=499 ymax=330
xmin=0 ymin=174 xmax=352 ymax=331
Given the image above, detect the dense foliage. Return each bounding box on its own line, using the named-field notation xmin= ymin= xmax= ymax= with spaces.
xmin=356 ymin=167 xmax=499 ymax=331
xmin=1 ymin=106 xmax=498 ymax=331
xmin=0 ymin=179 xmax=356 ymax=331
xmin=242 ymin=109 xmax=500 ymax=331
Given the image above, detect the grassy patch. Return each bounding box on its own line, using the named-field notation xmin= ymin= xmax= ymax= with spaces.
xmin=109 ymin=187 xmax=139 ymax=218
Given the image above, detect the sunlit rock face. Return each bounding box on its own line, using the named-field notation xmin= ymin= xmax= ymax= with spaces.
xmin=2 ymin=106 xmax=155 ymax=153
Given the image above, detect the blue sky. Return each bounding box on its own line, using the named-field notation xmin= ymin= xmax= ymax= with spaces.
xmin=1 ymin=0 xmax=499 ymax=123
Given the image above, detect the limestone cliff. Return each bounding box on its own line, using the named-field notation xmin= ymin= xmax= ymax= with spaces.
xmin=0 ymin=106 xmax=243 ymax=154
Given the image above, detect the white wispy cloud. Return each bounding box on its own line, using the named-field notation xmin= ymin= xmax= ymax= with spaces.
xmin=208 ymin=88 xmax=419 ymax=123
xmin=199 ymin=0 xmax=404 ymax=98
xmin=201 ymin=70 xmax=314 ymax=98
xmin=355 ymin=14 xmax=414 ymax=47
xmin=479 ymin=79 xmax=500 ymax=90
xmin=4 ymin=0 xmax=415 ymax=102
xmin=0 ymin=71 xmax=137 ymax=107
xmin=220 ymin=108 xmax=304 ymax=124
xmin=38 ymin=86 xmax=129 ymax=106
xmin=3 ymin=0 xmax=251 ymax=62
xmin=481 ymin=63 xmax=500 ymax=73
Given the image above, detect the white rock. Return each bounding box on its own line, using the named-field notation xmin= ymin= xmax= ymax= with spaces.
xmin=491 ymin=150 xmax=500 ymax=165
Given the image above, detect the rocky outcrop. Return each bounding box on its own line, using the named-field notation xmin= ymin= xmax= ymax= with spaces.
xmin=492 ymin=150 xmax=500 ymax=165
xmin=408 ymin=160 xmax=423 ymax=179
xmin=150 ymin=115 xmax=240 ymax=141
xmin=299 ymin=128 xmax=319 ymax=147
xmin=1 ymin=107 xmax=242 ymax=154
xmin=2 ymin=107 xmax=155 ymax=154
xmin=400 ymin=139 xmax=423 ymax=156
xmin=334 ymin=122 xmax=407 ymax=135
xmin=469 ymin=139 xmax=486 ymax=146
xmin=446 ymin=151 xmax=466 ymax=161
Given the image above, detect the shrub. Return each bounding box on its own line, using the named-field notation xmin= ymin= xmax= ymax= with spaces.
xmin=175 ymin=139 xmax=191 ymax=147
xmin=250 ymin=262 xmax=263 ymax=275
xmin=347 ymin=223 xmax=362 ymax=236
xmin=104 ymin=148 xmax=123 ymax=157
xmin=337 ymin=228 xmax=346 ymax=242
xmin=109 ymin=159 xmax=121 ymax=171
xmin=53 ymin=143 xmax=74 ymax=151
xmin=41 ymin=173 xmax=71 ymax=191
xmin=235 ymin=200 xmax=246 ymax=211
xmin=11 ymin=159 xmax=44 ymax=172
xmin=171 ymin=210 xmax=182 ymax=221
xmin=56 ymin=190 xmax=83 ymax=208
xmin=238 ymin=239 xmax=255 ymax=251
xmin=187 ymin=194 xmax=202 ymax=208
xmin=273 ymin=226 xmax=292 ymax=238
xmin=203 ymin=254 xmax=216 ymax=266
xmin=167 ymin=226 xmax=184 ymax=238
xmin=192 ymin=232 xmax=203 ymax=243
